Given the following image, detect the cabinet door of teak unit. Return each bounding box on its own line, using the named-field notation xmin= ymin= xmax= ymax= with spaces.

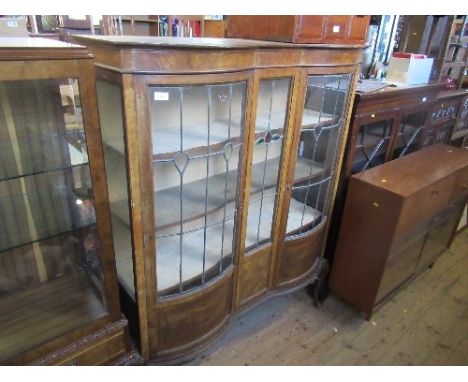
xmin=74 ymin=35 xmax=363 ymax=363
xmin=0 ymin=38 xmax=135 ymax=365
xmin=329 ymin=144 xmax=468 ymax=319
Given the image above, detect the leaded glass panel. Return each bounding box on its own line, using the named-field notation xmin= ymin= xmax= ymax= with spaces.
xmin=392 ymin=110 xmax=426 ymax=159
xmin=351 ymin=118 xmax=394 ymax=174
xmin=286 ymin=74 xmax=351 ymax=238
xmin=150 ymin=82 xmax=246 ymax=297
xmin=245 ymin=78 xmax=291 ymax=252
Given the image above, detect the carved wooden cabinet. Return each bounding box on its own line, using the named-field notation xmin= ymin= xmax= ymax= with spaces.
xmin=0 ymin=38 xmax=137 ymax=365
xmin=329 ymin=145 xmax=468 ymax=319
xmin=73 ymin=35 xmax=362 ymax=363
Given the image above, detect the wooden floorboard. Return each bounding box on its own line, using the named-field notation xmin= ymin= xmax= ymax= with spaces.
xmin=193 ymin=229 xmax=468 ymax=365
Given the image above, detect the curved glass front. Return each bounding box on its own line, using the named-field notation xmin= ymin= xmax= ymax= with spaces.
xmin=149 ymin=82 xmax=247 ymax=297
xmin=286 ymin=74 xmax=352 ymax=238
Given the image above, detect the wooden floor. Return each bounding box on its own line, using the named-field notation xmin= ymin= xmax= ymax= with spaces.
xmin=193 ymin=228 xmax=468 ymax=366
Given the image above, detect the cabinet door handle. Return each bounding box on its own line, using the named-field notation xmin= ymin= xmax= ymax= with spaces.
xmin=431 ymin=189 xmax=439 ymax=196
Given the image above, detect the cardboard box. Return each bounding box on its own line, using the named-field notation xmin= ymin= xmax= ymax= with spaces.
xmin=0 ymin=17 xmax=29 ymax=37
xmin=386 ymin=54 xmax=434 ymax=85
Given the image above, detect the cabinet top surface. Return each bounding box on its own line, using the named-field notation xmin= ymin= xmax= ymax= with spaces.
xmin=0 ymin=37 xmax=90 ymax=60
xmin=0 ymin=37 xmax=84 ymax=49
xmin=352 ymin=145 xmax=468 ymax=196
xmin=73 ymin=35 xmax=364 ymax=50
xmin=355 ymin=82 xmax=443 ymax=101
xmin=437 ymin=88 xmax=468 ymax=100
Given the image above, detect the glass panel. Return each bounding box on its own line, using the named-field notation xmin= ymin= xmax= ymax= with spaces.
xmin=286 ymin=74 xmax=351 ymax=238
xmin=150 ymin=82 xmax=246 ymax=297
xmin=96 ymin=80 xmax=134 ymax=297
xmin=245 ymin=78 xmax=291 ymax=252
xmin=417 ymin=202 xmax=463 ymax=272
xmin=0 ymin=79 xmax=108 ymax=362
xmin=392 ymin=110 xmax=426 ymax=159
xmin=351 ymin=118 xmax=393 ymax=174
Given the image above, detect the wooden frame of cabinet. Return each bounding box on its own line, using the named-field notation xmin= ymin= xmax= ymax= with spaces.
xmin=73 ymin=35 xmax=362 ymax=363
xmin=0 ymin=38 xmax=137 ymax=365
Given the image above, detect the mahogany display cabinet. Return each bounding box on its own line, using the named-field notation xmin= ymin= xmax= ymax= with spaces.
xmin=323 ymin=84 xmax=445 ymax=271
xmin=329 ymin=145 xmax=468 ymax=318
xmin=73 ymin=35 xmax=363 ymax=363
xmin=0 ymin=38 xmax=137 ymax=365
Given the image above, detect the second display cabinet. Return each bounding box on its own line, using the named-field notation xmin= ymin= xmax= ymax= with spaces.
xmin=74 ymin=36 xmax=362 ymax=363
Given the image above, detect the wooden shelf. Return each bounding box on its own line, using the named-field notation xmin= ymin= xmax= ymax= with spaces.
xmin=0 ymin=185 xmax=96 ymax=253
xmin=114 ymin=195 xmax=321 ymax=295
xmin=301 ymin=109 xmax=340 ymax=129
xmin=0 ymin=271 xmax=107 ymax=362
xmin=110 ymin=155 xmax=322 ymax=232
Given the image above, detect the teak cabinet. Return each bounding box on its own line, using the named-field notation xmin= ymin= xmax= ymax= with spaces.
xmin=0 ymin=38 xmax=137 ymax=365
xmin=329 ymin=145 xmax=468 ymax=319
xmin=73 ymin=35 xmax=362 ymax=363
xmin=227 ymin=16 xmax=370 ymax=45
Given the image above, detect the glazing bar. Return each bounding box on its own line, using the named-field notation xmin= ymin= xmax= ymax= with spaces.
xmin=178 ymin=87 xmax=184 ymax=293
xmin=202 ymin=86 xmax=212 ymax=284
xmin=220 ymin=85 xmax=233 ymax=275
xmin=255 ymin=80 xmax=275 ymax=247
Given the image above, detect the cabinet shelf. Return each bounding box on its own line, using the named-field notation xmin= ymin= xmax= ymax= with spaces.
xmin=0 ymin=133 xmax=89 ymax=182
xmin=110 ymin=155 xmax=323 ymax=233
xmin=0 ymin=271 xmax=107 ymax=362
xmin=0 ymin=162 xmax=89 ymax=184
xmin=113 ymin=195 xmax=321 ymax=295
xmin=104 ymin=111 xmax=340 ymax=161
xmin=0 ymin=185 xmax=96 ymax=253
xmin=301 ymin=109 xmax=340 ymax=129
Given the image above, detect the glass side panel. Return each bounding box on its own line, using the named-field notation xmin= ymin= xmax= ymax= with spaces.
xmin=0 ymin=79 xmax=108 ymax=362
xmin=351 ymin=118 xmax=394 ymax=174
xmin=245 ymin=78 xmax=291 ymax=252
xmin=286 ymin=74 xmax=351 ymax=238
xmin=96 ymin=80 xmax=134 ymax=298
xmin=150 ymin=82 xmax=246 ymax=297
xmin=392 ymin=110 xmax=427 ymax=159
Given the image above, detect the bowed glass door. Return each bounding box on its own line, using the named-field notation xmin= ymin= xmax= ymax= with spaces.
xmin=149 ymin=81 xmax=247 ymax=297
xmin=286 ymin=74 xmax=352 ymax=238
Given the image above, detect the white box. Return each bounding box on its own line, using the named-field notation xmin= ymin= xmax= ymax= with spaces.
xmin=386 ymin=56 xmax=434 ymax=85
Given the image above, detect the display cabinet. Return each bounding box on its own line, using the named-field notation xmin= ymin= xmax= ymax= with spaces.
xmin=323 ymin=84 xmax=444 ymax=275
xmin=329 ymin=145 xmax=468 ymax=318
xmin=73 ymin=35 xmax=362 ymax=363
xmin=0 ymin=38 xmax=137 ymax=365
xmin=343 ymin=84 xmax=443 ymax=178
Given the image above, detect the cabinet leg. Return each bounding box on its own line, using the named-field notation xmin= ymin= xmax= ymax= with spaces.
xmin=311 ymin=259 xmax=330 ymax=308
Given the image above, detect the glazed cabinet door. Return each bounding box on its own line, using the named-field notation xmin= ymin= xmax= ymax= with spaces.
xmin=142 ymin=73 xmax=250 ymax=359
xmin=277 ymin=72 xmax=353 ymax=285
xmin=0 ymin=77 xmax=112 ymax=362
xmin=391 ymin=108 xmax=428 ymax=159
xmin=236 ymin=69 xmax=298 ymax=308
xmin=149 ymin=81 xmax=247 ymax=297
xmin=348 ymin=113 xmax=396 ymax=175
